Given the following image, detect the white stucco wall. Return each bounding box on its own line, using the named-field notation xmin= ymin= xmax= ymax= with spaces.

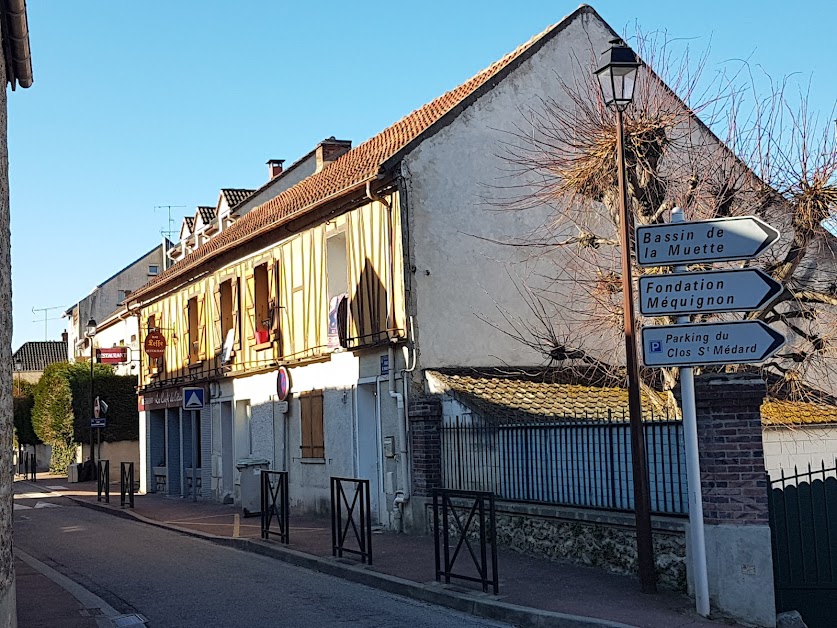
xmin=763 ymin=425 xmax=837 ymax=478
xmin=401 ymin=12 xmax=618 ymax=369
xmin=89 ymin=315 xmax=139 ymax=376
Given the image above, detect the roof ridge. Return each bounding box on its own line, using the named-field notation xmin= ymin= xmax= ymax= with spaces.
xmin=129 ymin=6 xmax=594 ymax=303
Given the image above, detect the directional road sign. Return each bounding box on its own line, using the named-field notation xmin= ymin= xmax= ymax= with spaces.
xmin=182 ymin=387 xmax=205 ymax=410
xmin=638 ymin=269 xmax=784 ymax=316
xmin=641 ymin=320 xmax=785 ymax=367
xmin=636 ymin=216 xmax=780 ymax=266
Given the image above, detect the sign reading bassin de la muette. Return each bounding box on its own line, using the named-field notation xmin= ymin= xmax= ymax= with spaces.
xmin=635 ymin=216 xmax=780 ymax=266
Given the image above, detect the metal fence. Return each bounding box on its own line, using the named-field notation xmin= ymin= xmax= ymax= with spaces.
xmin=441 ymin=409 xmax=687 ymax=515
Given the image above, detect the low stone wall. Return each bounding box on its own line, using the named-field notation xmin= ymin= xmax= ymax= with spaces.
xmin=427 ymin=500 xmax=686 ymax=591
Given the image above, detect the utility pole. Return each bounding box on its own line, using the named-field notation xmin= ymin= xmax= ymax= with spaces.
xmin=31 ymin=305 xmax=64 ymax=340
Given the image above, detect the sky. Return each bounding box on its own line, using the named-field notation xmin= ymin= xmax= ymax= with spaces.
xmin=9 ymin=0 xmax=837 ymax=349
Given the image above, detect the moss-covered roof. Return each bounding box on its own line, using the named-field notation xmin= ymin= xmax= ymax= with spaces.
xmin=761 ymin=400 xmax=837 ymax=427
xmin=428 ymin=369 xmax=667 ymax=423
xmin=428 ymin=368 xmax=837 ymax=426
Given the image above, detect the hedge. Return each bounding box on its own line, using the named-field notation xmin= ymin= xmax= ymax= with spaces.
xmin=69 ymin=367 xmax=139 ymax=443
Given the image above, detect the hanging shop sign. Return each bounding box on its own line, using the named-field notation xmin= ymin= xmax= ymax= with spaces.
xmin=144 ymin=330 xmax=166 ymax=358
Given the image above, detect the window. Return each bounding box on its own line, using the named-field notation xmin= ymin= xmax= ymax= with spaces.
xmin=148 ymin=264 xmax=160 ymax=276
xmin=299 ymin=390 xmax=324 ymax=459
xmin=187 ymin=296 xmax=199 ymax=363
xmin=254 ymin=263 xmax=270 ymax=343
xmin=326 ymin=233 xmax=348 ymax=349
xmin=117 ymin=289 xmax=131 ymax=304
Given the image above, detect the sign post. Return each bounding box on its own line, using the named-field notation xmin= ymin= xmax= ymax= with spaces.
xmin=638 ymin=208 xmax=784 ymax=618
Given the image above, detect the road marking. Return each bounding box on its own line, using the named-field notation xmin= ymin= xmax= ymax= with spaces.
xmin=34 ymin=502 xmax=60 ymax=509
xmin=13 ymin=504 xmax=32 ymax=510
xmin=46 ymin=485 xmax=67 ymax=490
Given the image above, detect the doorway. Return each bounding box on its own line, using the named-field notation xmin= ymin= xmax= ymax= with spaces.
xmin=356 ymin=384 xmax=385 ymax=524
xmin=220 ymin=401 xmax=234 ymax=503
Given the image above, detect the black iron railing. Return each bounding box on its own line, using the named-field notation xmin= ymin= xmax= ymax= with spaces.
xmin=330 ymin=477 xmax=372 ymax=564
xmin=260 ymin=470 xmax=289 ymax=544
xmin=441 ymin=409 xmax=686 ymax=515
xmin=433 ymin=488 xmax=498 ymax=594
xmin=97 ymin=459 xmax=110 ymax=503
xmin=120 ymin=462 xmax=135 ymax=508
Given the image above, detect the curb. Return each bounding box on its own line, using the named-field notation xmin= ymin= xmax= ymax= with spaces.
xmin=64 ymin=494 xmax=636 ymax=628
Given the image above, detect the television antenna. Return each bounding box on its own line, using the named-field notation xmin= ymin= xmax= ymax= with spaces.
xmin=155 ymin=204 xmax=187 ymax=242
xmin=32 ymin=305 xmax=65 ymax=340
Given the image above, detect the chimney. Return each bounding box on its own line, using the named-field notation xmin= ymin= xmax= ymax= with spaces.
xmin=267 ymin=159 xmax=285 ymax=180
xmin=61 ymin=330 xmax=68 ymax=342
xmin=315 ymin=137 xmax=352 ymax=172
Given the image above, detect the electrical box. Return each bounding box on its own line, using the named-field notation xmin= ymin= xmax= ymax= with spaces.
xmin=383 ymin=436 xmax=396 ymax=458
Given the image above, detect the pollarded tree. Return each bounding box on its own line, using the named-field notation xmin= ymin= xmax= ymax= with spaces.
xmin=484 ymin=31 xmax=837 ymax=406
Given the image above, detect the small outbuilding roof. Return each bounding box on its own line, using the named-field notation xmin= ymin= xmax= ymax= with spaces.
xmin=13 ymin=341 xmax=67 ymax=372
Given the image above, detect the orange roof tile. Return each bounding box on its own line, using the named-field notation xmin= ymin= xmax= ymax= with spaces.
xmin=128 ymin=6 xmax=594 ymax=304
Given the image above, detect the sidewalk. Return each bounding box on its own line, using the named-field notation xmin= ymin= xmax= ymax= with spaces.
xmin=21 ymin=475 xmax=734 ymax=628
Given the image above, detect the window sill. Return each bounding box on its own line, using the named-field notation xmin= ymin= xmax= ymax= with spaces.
xmin=299 ymin=458 xmax=326 ymax=465
xmin=253 ymin=342 xmax=273 ymax=352
xmin=188 ymin=361 xmax=204 ymax=369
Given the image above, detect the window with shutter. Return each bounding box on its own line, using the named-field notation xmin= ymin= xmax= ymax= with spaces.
xmin=299 ymin=390 xmax=324 ymax=459
xmin=254 ymin=263 xmax=270 ymax=345
xmin=187 ymin=297 xmax=199 ymax=364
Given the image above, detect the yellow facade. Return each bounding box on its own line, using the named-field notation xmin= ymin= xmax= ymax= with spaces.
xmin=137 ymin=195 xmax=406 ymax=388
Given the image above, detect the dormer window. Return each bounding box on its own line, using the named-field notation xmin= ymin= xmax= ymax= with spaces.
xmin=148 ymin=265 xmax=160 ymax=276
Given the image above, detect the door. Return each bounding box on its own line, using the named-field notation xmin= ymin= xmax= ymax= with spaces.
xmin=220 ymin=401 xmax=234 ymax=503
xmin=356 ymin=384 xmax=385 ymax=524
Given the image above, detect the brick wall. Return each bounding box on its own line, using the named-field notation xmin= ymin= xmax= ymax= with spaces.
xmin=409 ymin=397 xmax=442 ymax=497
xmin=687 ymin=374 xmax=769 ymax=526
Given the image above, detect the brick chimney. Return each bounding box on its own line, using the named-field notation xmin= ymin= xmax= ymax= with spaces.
xmin=61 ymin=330 xmax=68 ymax=342
xmin=267 ymin=159 xmax=285 ymax=180
xmin=315 ymin=137 xmax=352 ymax=172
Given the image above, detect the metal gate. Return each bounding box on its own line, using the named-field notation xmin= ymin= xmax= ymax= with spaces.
xmin=768 ymin=461 xmax=837 ymax=628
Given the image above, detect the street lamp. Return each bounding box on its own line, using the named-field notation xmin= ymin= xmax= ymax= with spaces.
xmin=595 ymin=39 xmax=656 ymax=594
xmin=14 ymin=358 xmax=22 ymax=396
xmin=86 ymin=318 xmax=97 ymax=473
xmin=14 ymin=359 xmax=22 ymax=474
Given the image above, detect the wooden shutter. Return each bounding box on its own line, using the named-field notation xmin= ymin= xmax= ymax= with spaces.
xmin=231 ymin=277 xmax=241 ymax=351
xmin=198 ymin=294 xmax=207 ymax=361
xmin=212 ymin=284 xmax=222 ymax=354
xmin=269 ymin=259 xmax=281 ymax=343
xmin=245 ymin=272 xmax=256 ymax=344
xmin=183 ymin=298 xmax=191 ymax=367
xmin=299 ymin=390 xmax=324 ymax=459
xmin=279 ymin=252 xmax=293 ymax=357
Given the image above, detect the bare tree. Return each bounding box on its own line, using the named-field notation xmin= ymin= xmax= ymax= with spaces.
xmin=482 ymin=30 xmax=837 ymax=406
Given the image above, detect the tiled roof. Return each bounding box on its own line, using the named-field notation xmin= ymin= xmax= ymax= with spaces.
xmin=429 ymin=369 xmax=664 ymax=423
xmin=197 ymin=206 xmax=216 ymax=224
xmin=183 ymin=216 xmax=195 ymax=233
xmin=128 ymin=6 xmax=590 ymax=303
xmin=430 ymin=369 xmax=837 ymax=426
xmin=221 ymin=188 xmax=255 ymax=209
xmin=13 ymin=341 xmax=67 ymax=372
xmin=762 ymin=400 xmax=837 ymax=426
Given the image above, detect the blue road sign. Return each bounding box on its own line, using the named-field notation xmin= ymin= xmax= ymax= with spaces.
xmin=182 ymin=387 xmax=205 ymax=410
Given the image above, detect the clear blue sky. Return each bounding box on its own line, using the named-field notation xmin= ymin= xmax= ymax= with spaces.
xmin=9 ymin=1 xmax=836 ymax=349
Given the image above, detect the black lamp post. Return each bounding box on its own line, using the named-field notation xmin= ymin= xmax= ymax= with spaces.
xmin=15 ymin=358 xmax=22 ymax=474
xmin=86 ymin=318 xmax=97 ymax=470
xmin=595 ymin=39 xmax=656 ymax=594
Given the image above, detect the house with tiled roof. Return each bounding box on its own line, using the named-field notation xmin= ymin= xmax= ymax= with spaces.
xmin=124 ymin=9 xmax=789 ymax=621
xmin=13 ymin=338 xmax=68 ymax=383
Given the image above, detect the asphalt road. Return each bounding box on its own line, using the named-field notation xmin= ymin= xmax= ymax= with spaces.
xmin=13 ymin=489 xmax=509 ymax=628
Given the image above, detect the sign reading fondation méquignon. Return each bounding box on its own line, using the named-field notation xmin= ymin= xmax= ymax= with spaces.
xmin=635 ymin=216 xmax=780 ymax=266
xmin=638 ymin=269 xmax=783 ymax=316
xmin=641 ymin=320 xmax=785 ymax=367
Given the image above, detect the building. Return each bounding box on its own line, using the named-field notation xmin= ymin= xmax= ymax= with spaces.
xmin=12 ymin=336 xmax=68 ymax=384
xmin=65 ymin=241 xmax=171 ymax=369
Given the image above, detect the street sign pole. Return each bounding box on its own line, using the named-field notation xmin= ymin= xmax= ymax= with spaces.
xmin=671 ymin=207 xmax=710 ymax=617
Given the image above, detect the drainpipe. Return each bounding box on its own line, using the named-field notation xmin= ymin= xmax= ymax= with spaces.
xmin=388 ymin=345 xmax=408 ymax=531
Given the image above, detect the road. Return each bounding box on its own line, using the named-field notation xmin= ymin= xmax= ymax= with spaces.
xmin=13 ymin=485 xmax=509 ymax=627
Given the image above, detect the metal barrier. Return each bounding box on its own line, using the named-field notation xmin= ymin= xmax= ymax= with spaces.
xmin=433 ymin=488 xmax=498 ymax=594
xmin=260 ymin=470 xmax=289 ymax=543
xmin=97 ymin=459 xmax=110 ymax=503
xmin=23 ymin=452 xmax=36 ymax=482
xmin=120 ymin=462 xmax=135 ymax=508
xmin=330 ymin=477 xmax=372 ymax=564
